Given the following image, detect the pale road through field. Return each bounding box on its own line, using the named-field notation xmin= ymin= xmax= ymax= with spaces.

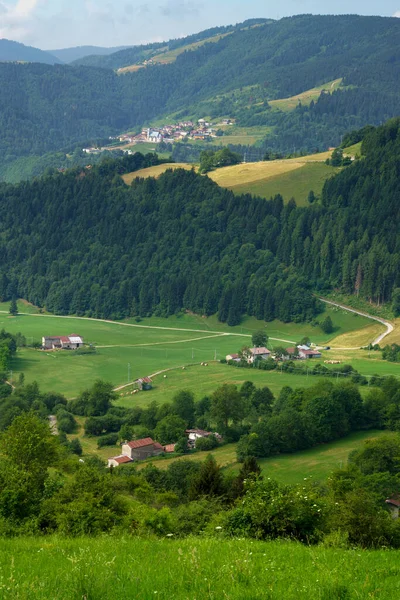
xmin=0 ymin=311 xmax=295 ymax=344
xmin=318 ymin=298 xmax=394 ymax=348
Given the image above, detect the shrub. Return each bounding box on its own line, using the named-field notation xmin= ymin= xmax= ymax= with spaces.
xmin=196 ymin=435 xmax=219 ymax=451
xmin=97 ymin=433 xmax=119 ymax=448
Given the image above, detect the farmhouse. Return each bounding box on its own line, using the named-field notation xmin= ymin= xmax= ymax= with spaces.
xmin=247 ymin=347 xmax=271 ymax=364
xmin=286 ymin=346 xmax=322 ymax=359
xmin=42 ymin=334 xmax=83 ymax=350
xmin=121 ymin=437 xmax=164 ymax=461
xmin=226 ymin=353 xmax=241 ymax=362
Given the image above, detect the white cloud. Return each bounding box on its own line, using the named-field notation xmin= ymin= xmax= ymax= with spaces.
xmin=393 ymin=10 xmax=400 ymax=17
xmin=0 ymin=0 xmax=45 ymax=40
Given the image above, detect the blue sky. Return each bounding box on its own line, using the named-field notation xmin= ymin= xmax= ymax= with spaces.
xmin=0 ymin=0 xmax=399 ymax=50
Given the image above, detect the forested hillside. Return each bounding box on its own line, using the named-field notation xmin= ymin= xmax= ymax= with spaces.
xmin=71 ymin=20 xmax=269 ymax=69
xmin=0 ymin=39 xmax=61 ymax=65
xmin=0 ymin=119 xmax=398 ymax=318
xmin=0 ymin=14 xmax=399 ymax=170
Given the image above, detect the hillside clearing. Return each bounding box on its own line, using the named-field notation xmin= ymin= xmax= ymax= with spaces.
xmin=121 ymin=151 xmax=336 ymax=204
xmin=269 ymin=78 xmax=343 ymax=112
xmin=122 ymin=163 xmax=194 ymax=184
xmin=227 ymin=162 xmax=341 ymax=205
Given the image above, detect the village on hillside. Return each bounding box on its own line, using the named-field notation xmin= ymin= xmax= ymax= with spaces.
xmin=82 ymin=118 xmax=235 ymax=155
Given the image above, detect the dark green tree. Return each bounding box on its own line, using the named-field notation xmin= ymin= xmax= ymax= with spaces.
xmin=251 ymin=330 xmax=268 ymax=347
xmin=189 ymin=454 xmax=225 ymax=499
xmin=9 ymin=297 xmax=18 ymax=316
xmin=320 ymin=315 xmax=334 ymax=334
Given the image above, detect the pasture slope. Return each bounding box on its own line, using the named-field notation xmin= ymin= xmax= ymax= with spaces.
xmin=122 ymin=150 xmax=340 ymax=206
xmin=0 ymin=299 xmax=391 ymax=398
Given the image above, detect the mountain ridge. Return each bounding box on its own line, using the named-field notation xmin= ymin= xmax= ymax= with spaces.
xmin=0 ymin=39 xmax=62 ymax=65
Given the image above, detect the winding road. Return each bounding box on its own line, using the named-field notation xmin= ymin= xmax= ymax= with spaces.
xmin=318 ymin=298 xmax=394 ymax=347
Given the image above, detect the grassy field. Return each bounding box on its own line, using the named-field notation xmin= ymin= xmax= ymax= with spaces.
xmin=0 ymin=303 xmax=388 ymax=398
xmin=122 ymin=163 xmax=194 ymax=185
xmin=382 ymin=319 xmax=400 ymax=345
xmin=228 ymin=162 xmax=341 ymax=205
xmin=329 ymin=323 xmax=385 ymax=348
xmin=121 ymin=152 xmax=339 ymax=206
xmin=269 ymin=78 xmax=343 ymax=112
xmin=133 ymin=430 xmax=387 ymax=481
xmin=2 ymin=536 xmax=399 ymax=600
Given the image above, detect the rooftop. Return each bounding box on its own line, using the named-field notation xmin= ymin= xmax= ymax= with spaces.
xmin=125 ymin=437 xmax=156 ymax=449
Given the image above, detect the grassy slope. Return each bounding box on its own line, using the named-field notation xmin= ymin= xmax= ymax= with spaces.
xmin=227 ymin=162 xmax=341 ymax=205
xmin=383 ymin=320 xmax=400 ymax=345
xmin=0 ymin=304 xmax=379 ymax=397
xmin=1 ymin=536 xmax=399 ymax=599
xmin=122 ymin=163 xmax=194 ymax=184
xmin=269 ymin=78 xmax=343 ymax=112
xmin=133 ymin=430 xmax=387 ymax=480
xmin=121 ymin=151 xmax=338 ymax=206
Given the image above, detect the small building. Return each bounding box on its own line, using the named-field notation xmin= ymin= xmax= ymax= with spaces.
xmin=386 ymin=497 xmax=400 ymax=519
xmin=42 ymin=334 xmax=83 ymax=350
xmin=247 ymin=347 xmax=271 ymax=364
xmin=121 ymin=437 xmax=164 ymax=461
xmin=298 ymin=349 xmax=322 ymax=359
xmin=226 ymin=353 xmax=241 ymax=362
xmin=164 ymin=444 xmax=176 ymax=453
xmin=186 ymin=429 xmax=222 ymax=447
xmin=107 ymin=455 xmax=133 ymax=468
xmin=136 ymin=377 xmax=153 ymax=391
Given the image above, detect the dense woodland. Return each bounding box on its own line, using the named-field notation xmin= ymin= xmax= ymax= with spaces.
xmin=0 ymin=119 xmax=398 ymax=318
xmin=0 ymin=14 xmax=400 ymax=172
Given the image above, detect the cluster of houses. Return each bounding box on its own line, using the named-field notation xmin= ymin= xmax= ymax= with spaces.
xmin=107 ymin=428 xmax=221 ymax=467
xmin=226 ymin=344 xmax=322 ymax=364
xmin=42 ymin=334 xmax=84 ymax=350
xmin=83 ymin=117 xmax=236 ymax=156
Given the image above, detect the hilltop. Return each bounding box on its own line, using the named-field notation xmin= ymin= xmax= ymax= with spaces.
xmin=0 ymin=39 xmax=62 ymax=65
xmin=0 ymin=119 xmax=397 ymax=321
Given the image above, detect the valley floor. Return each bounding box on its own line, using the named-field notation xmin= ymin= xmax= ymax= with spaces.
xmin=1 ymin=536 xmax=399 ymax=599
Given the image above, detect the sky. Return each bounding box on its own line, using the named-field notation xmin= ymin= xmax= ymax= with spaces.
xmin=0 ymin=0 xmax=399 ymax=50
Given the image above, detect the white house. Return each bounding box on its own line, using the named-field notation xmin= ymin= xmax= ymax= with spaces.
xmin=42 ymin=334 xmax=83 ymax=350
xmin=107 ymin=455 xmax=133 ymax=468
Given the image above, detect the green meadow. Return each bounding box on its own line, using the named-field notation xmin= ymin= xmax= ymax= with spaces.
xmin=132 ymin=429 xmax=387 ymax=482
xmin=0 ymin=301 xmax=393 ymax=398
xmin=230 ymin=162 xmax=341 ymax=206
xmin=1 ymin=536 xmax=399 ymax=600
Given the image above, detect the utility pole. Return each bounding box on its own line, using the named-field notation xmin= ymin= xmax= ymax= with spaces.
xmin=127 ymin=363 xmax=131 ymax=383
xmin=214 ymin=349 xmax=217 ymax=360
xmin=192 ymin=348 xmax=194 ymax=360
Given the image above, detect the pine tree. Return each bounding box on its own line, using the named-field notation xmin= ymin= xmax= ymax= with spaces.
xmin=9 ymin=297 xmax=18 ymax=316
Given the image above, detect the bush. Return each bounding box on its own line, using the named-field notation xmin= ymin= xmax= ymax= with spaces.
xmin=69 ymin=438 xmax=83 ymax=456
xmin=97 ymin=433 xmax=119 ymax=448
xmin=196 ymin=435 xmax=219 ymax=451
xmin=56 ymin=409 xmax=77 ymax=434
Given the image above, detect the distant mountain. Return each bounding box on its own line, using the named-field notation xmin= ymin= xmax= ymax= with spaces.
xmin=50 ymin=45 xmax=134 ymax=64
xmin=0 ymin=39 xmax=62 ymax=64
xmin=0 ymin=15 xmax=399 ymax=168
xmin=72 ymin=19 xmax=271 ymax=69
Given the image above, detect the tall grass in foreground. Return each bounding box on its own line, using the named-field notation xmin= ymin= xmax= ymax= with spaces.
xmin=1 ymin=537 xmax=400 ymax=599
